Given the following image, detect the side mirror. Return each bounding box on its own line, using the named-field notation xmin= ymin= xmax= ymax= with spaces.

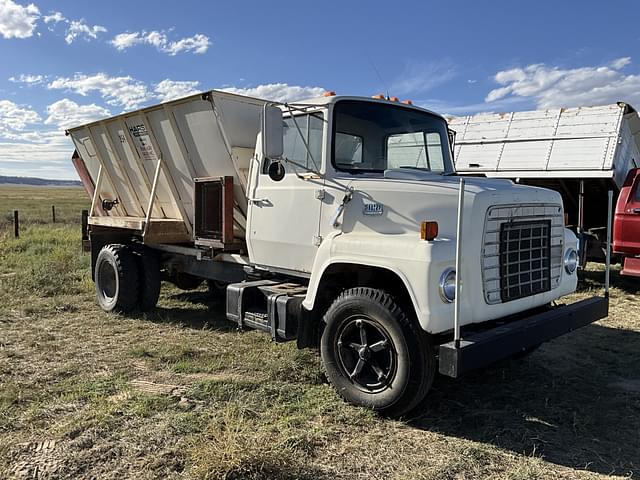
xmin=262 ymin=104 xmax=283 ymax=160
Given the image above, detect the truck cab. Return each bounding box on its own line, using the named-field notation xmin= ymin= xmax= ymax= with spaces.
xmin=248 ymin=95 xmax=581 ymax=332
xmin=68 ymin=91 xmax=609 ymax=417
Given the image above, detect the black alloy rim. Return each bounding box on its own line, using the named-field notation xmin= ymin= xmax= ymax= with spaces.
xmin=335 ymin=317 xmax=397 ymax=393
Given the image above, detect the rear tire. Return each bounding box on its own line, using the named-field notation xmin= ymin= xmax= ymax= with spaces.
xmin=207 ymin=279 xmax=227 ymax=299
xmin=320 ymin=287 xmax=435 ymax=418
xmin=133 ymin=246 xmax=161 ymax=311
xmin=95 ymin=244 xmax=139 ymax=313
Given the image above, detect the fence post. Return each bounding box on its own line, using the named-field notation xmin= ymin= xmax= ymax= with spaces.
xmin=14 ymin=210 xmax=19 ymax=238
xmin=81 ymin=209 xmax=89 ymax=253
xmin=81 ymin=209 xmax=88 ymax=237
xmin=52 ymin=205 xmax=56 ymax=223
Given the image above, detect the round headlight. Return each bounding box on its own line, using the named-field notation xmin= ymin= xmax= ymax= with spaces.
xmin=564 ymin=248 xmax=578 ymax=274
xmin=439 ymin=268 xmax=456 ymax=303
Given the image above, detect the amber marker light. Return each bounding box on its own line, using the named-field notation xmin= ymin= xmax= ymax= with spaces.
xmin=323 ymin=91 xmax=336 ymax=97
xmin=372 ymin=94 xmax=385 ymax=99
xmin=402 ymin=99 xmax=413 ymax=105
xmin=421 ymin=221 xmax=439 ymax=241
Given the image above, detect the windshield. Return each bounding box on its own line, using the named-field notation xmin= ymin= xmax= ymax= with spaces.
xmin=332 ymin=100 xmax=454 ymax=174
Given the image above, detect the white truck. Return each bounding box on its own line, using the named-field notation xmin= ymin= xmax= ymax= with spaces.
xmin=67 ymin=91 xmax=609 ymax=417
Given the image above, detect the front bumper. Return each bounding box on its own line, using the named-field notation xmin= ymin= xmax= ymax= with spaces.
xmin=438 ymin=296 xmax=609 ymax=378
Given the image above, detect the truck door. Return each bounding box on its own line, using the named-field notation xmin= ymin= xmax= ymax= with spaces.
xmin=247 ymin=112 xmax=325 ymax=273
xmin=614 ymin=168 xmax=640 ymax=255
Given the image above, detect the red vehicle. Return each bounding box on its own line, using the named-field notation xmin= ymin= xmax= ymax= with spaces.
xmin=614 ymin=168 xmax=640 ymax=276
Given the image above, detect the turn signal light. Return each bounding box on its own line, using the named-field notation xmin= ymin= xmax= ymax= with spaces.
xmin=421 ymin=221 xmax=439 ymax=241
xmin=323 ymin=91 xmax=336 ymax=97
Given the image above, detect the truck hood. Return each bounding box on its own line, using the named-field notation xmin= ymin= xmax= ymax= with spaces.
xmin=338 ymin=172 xmax=563 ymax=238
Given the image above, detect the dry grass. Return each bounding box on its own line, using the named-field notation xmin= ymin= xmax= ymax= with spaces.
xmin=0 ymin=186 xmax=639 ymax=479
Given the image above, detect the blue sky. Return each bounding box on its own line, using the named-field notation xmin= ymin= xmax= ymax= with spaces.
xmin=0 ymin=0 xmax=639 ymax=179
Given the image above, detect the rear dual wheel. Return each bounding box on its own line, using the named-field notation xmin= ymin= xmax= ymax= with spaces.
xmin=320 ymin=287 xmax=435 ymax=418
xmin=94 ymin=244 xmax=161 ymax=313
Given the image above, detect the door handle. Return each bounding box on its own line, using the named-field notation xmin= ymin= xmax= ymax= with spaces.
xmin=633 ymin=208 xmax=640 ymax=214
xmin=331 ymin=187 xmax=354 ymax=228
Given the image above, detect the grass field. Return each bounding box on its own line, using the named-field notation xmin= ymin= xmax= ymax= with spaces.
xmin=0 ymin=185 xmax=638 ymax=479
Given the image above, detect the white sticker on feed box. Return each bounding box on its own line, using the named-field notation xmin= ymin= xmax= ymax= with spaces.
xmin=127 ymin=122 xmax=159 ymax=162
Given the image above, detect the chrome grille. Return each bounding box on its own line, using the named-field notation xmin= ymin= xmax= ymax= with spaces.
xmin=482 ymin=204 xmax=563 ymax=304
xmin=499 ymin=220 xmax=551 ymax=302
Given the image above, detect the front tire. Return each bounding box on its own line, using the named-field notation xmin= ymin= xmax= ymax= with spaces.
xmin=320 ymin=287 xmax=435 ymax=418
xmin=95 ymin=244 xmax=139 ymax=313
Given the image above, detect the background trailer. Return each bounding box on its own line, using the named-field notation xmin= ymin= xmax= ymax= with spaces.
xmin=449 ymin=103 xmax=640 ymax=262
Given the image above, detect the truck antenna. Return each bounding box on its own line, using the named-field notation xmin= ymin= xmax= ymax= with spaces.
xmin=367 ymin=54 xmax=390 ymax=100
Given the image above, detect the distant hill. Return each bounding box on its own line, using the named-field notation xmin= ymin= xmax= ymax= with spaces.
xmin=0 ymin=175 xmax=81 ymax=187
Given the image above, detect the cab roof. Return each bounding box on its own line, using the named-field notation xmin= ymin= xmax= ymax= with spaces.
xmin=288 ymin=94 xmax=446 ymax=121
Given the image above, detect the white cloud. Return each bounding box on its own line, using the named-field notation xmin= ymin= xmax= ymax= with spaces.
xmin=154 ymin=79 xmax=200 ymax=102
xmin=390 ymin=60 xmax=456 ymax=96
xmin=419 ymin=96 xmax=527 ymax=116
xmin=64 ymin=19 xmax=106 ymax=44
xmin=47 ymin=73 xmax=152 ymax=110
xmin=0 ymin=98 xmax=81 ymax=180
xmin=0 ymin=139 xmax=77 ymax=179
xmin=0 ymin=99 xmax=41 ymax=133
xmin=221 ymin=83 xmax=326 ymax=102
xmin=8 ymin=73 xmax=44 ymax=84
xmin=44 ymin=98 xmax=111 ymax=129
xmin=0 ymin=0 xmax=39 ymax=39
xmin=163 ymin=33 xmax=209 ymax=55
xmin=46 ymin=73 xmax=206 ymax=110
xmin=110 ymin=31 xmax=139 ymax=50
xmin=610 ymin=57 xmax=631 ymax=70
xmin=485 ymin=57 xmax=640 ymax=109
xmin=111 ymin=30 xmax=211 ymax=55
xmin=43 ymin=11 xmax=64 ymax=24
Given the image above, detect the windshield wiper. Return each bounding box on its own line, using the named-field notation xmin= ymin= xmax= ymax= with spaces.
xmin=398 ymin=166 xmax=454 ymax=175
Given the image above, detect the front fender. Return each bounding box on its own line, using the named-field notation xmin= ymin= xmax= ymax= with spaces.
xmin=303 ymin=231 xmax=457 ymax=333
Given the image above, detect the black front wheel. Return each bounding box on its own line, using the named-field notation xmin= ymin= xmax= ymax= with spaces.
xmin=320 ymin=287 xmax=435 ymax=418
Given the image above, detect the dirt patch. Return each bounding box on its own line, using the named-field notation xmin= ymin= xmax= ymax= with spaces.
xmin=11 ymin=440 xmax=62 ymax=480
xmin=130 ymin=380 xmax=183 ymax=396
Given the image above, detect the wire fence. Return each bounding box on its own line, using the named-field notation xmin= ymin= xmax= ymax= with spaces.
xmin=4 ymin=207 xmax=91 ymax=237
